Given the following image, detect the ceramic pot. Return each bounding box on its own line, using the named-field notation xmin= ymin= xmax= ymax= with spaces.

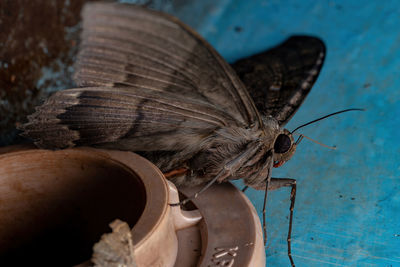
xmin=0 ymin=147 xmax=201 ymax=266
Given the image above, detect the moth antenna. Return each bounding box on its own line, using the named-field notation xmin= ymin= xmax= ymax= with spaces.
xmin=291 ymin=108 xmax=364 ymax=133
xmin=294 ymin=133 xmax=337 ymax=150
xmin=262 ymin=178 xmax=269 ymax=246
xmin=169 ymin=169 xmax=224 ymax=206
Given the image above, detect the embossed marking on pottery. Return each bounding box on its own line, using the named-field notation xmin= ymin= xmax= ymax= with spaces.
xmin=209 ymin=246 xmax=238 ymax=266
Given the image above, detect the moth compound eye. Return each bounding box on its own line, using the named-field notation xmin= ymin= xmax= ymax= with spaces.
xmin=274 ymin=134 xmax=291 ymax=153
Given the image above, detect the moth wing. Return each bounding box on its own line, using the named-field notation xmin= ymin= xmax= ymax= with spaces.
xmin=21 ymin=87 xmax=237 ymax=152
xmin=232 ymin=36 xmax=326 ymax=126
xmin=73 ymin=2 xmax=260 ymax=127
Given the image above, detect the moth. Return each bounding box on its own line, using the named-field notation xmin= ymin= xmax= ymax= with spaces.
xmin=21 ymin=3 xmax=327 ymax=266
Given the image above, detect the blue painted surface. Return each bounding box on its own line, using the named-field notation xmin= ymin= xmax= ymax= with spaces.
xmin=147 ymin=1 xmax=400 ymax=266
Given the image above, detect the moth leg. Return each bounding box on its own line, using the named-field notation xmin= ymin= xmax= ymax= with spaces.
xmin=268 ymin=178 xmax=297 ymax=267
xmin=169 ymin=166 xmax=231 ymax=206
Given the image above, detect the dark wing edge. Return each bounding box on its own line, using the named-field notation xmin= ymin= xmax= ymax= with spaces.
xmin=74 ymin=2 xmax=261 ymax=127
xmin=232 ymin=36 xmax=326 ymax=126
xmin=20 ymin=87 xmax=236 ymax=151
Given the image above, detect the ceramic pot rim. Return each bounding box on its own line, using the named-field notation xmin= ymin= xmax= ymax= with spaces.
xmin=0 ymin=147 xmax=170 ymax=248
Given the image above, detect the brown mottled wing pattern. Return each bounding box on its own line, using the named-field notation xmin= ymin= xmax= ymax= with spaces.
xmin=21 ymin=3 xmax=260 ymax=161
xmin=22 ymin=87 xmax=237 ymax=150
xmin=74 ymin=2 xmax=260 ymax=126
xmin=232 ymin=36 xmax=326 ymax=126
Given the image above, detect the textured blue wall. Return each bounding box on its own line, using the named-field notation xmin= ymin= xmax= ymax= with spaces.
xmin=153 ymin=1 xmax=400 ymax=266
